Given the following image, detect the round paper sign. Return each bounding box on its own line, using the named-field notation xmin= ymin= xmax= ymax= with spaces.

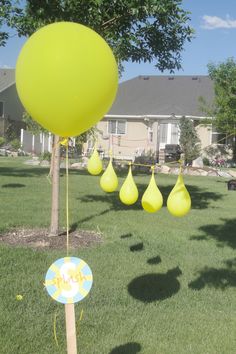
xmin=45 ymin=257 xmax=93 ymax=304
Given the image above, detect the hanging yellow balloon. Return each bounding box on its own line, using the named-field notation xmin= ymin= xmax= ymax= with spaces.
xmin=119 ymin=165 xmax=138 ymax=205
xmin=100 ymin=158 xmax=118 ymax=192
xmin=15 ymin=22 xmax=118 ymax=137
xmin=87 ymin=149 xmax=103 ymax=175
xmin=167 ymin=170 xmax=191 ymax=217
xmin=142 ymin=168 xmax=163 ymax=213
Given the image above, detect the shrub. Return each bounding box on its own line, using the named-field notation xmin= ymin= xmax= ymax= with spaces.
xmin=203 ymin=157 xmax=210 ymax=166
xmin=40 ymin=151 xmax=51 ymax=161
xmin=0 ymin=137 xmax=5 ymax=147
xmin=10 ymin=139 xmax=21 ymax=150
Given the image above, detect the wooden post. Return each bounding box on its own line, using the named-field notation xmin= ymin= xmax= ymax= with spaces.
xmin=65 ymin=303 xmax=77 ymax=354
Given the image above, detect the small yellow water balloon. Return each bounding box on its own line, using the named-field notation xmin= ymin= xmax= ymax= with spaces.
xmin=167 ymin=172 xmax=191 ymax=217
xmin=119 ymin=165 xmax=138 ymax=205
xmin=142 ymin=169 xmax=163 ymax=213
xmin=100 ymin=158 xmax=118 ymax=192
xmin=87 ymin=149 xmax=103 ymax=175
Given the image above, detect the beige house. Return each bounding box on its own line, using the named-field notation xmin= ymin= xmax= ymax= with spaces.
xmin=88 ymin=75 xmax=216 ymax=161
xmin=0 ymin=68 xmax=24 ymax=135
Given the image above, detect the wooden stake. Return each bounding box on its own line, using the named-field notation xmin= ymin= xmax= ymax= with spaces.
xmin=65 ymin=303 xmax=77 ymax=354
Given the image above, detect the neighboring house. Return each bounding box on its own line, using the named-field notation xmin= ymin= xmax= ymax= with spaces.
xmin=0 ymin=68 xmax=52 ymax=154
xmin=0 ymin=68 xmax=25 ymax=136
xmin=89 ymin=75 xmax=216 ymax=160
xmin=0 ymin=69 xmax=220 ymax=159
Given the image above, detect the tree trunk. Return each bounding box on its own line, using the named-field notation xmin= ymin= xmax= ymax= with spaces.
xmin=233 ymin=136 xmax=236 ymax=163
xmin=49 ymin=134 xmax=60 ymax=236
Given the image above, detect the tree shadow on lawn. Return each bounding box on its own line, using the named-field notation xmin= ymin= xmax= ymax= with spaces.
xmin=190 ymin=218 xmax=236 ymax=249
xmin=128 ymin=267 xmax=182 ymax=303
xmin=0 ymin=166 xmax=90 ymax=178
xmin=188 ymin=258 xmax=236 ymax=290
xmin=109 ymin=342 xmax=141 ymax=354
xmin=0 ymin=166 xmax=50 ymax=177
xmin=77 ymin=184 xmax=223 ymax=224
xmin=2 ymin=183 xmax=25 ymax=188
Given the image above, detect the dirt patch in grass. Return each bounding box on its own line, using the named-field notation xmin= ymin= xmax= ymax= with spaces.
xmin=0 ymin=228 xmax=102 ymax=250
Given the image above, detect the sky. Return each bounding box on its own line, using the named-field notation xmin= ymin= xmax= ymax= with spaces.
xmin=0 ymin=0 xmax=236 ymax=82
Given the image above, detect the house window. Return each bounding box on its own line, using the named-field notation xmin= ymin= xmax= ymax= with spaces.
xmin=170 ymin=124 xmax=179 ymax=144
xmin=108 ymin=120 xmax=126 ymax=135
xmin=211 ymin=126 xmax=227 ymax=144
xmin=0 ymin=102 xmax=4 ymax=117
xmin=148 ymin=127 xmax=153 ymax=142
xmin=160 ymin=124 xmax=168 ymax=143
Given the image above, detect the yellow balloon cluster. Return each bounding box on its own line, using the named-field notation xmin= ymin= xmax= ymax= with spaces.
xmin=16 ymin=22 xmax=118 ymax=137
xmin=87 ymin=152 xmax=191 ymax=217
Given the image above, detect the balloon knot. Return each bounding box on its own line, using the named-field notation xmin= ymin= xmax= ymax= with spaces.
xmin=60 ymin=138 xmax=69 ymax=146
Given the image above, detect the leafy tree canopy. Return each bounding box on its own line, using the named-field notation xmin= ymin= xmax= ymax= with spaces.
xmin=1 ymin=0 xmax=193 ymax=72
xmin=0 ymin=1 xmax=22 ymax=46
xmin=207 ymin=58 xmax=236 ymax=136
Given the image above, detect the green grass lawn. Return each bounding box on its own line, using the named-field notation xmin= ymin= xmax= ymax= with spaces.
xmin=1 ymin=157 xmax=236 ymax=354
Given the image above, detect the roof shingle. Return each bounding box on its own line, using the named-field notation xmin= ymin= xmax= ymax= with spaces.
xmin=108 ymin=75 xmax=214 ymax=117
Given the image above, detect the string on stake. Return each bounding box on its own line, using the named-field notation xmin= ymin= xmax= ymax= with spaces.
xmin=44 ymin=138 xmax=93 ymax=354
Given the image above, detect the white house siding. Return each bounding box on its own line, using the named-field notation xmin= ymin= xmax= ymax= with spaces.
xmin=94 ymin=118 xmax=158 ymax=160
xmin=195 ymin=124 xmax=212 ymax=149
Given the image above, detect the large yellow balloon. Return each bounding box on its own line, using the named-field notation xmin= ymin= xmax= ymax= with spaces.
xmin=167 ymin=174 xmax=191 ymax=217
xmin=16 ymin=22 xmax=118 ymax=137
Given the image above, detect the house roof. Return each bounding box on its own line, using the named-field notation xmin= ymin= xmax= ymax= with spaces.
xmin=108 ymin=75 xmax=214 ymax=117
xmin=0 ymin=68 xmax=15 ymax=93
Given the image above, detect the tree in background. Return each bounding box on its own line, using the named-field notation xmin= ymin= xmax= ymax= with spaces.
xmin=10 ymin=0 xmax=193 ymax=72
xmin=1 ymin=0 xmax=194 ymax=235
xmin=0 ymin=1 xmax=20 ymax=46
xmin=207 ymin=58 xmax=236 ymax=161
xmin=179 ymin=116 xmax=201 ymax=165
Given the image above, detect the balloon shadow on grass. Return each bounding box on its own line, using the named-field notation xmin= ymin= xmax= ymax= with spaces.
xmin=120 ymin=233 xmax=133 ymax=239
xmin=128 ymin=267 xmax=182 ymax=303
xmin=130 ymin=243 xmax=144 ymax=252
xmin=147 ymin=256 xmax=162 ymax=265
xmin=110 ymin=342 xmax=141 ymax=354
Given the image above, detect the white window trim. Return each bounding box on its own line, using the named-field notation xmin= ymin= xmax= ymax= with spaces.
xmin=107 ymin=119 xmax=127 ymax=135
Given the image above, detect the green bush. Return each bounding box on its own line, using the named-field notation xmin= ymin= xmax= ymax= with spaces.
xmin=203 ymin=157 xmax=210 ymax=166
xmin=10 ymin=139 xmax=21 ymax=150
xmin=0 ymin=137 xmax=5 ymax=147
xmin=40 ymin=151 xmax=51 ymax=161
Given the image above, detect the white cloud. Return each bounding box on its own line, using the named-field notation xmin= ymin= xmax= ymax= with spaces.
xmin=0 ymin=62 xmax=12 ymax=69
xmin=202 ymin=15 xmax=236 ymax=29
